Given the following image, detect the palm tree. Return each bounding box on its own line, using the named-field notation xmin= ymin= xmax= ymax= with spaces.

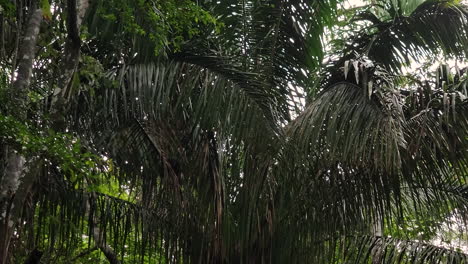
xmin=0 ymin=0 xmax=467 ymax=263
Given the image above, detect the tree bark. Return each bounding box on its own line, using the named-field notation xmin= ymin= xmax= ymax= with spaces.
xmin=10 ymin=8 xmax=42 ymax=113
xmin=0 ymin=14 xmax=5 ymax=58
xmin=0 ymin=7 xmax=42 ymax=264
xmin=9 ymin=0 xmax=22 ymax=86
xmin=1 ymin=1 xmax=88 ymax=261
xmin=92 ymin=225 xmax=121 ymax=264
xmin=84 ymin=192 xmax=121 ymax=264
xmin=0 ymin=157 xmax=40 ymax=264
xmin=51 ymin=0 xmax=89 ymax=122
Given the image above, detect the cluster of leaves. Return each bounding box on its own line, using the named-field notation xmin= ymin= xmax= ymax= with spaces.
xmin=0 ymin=114 xmax=102 ymax=186
xmin=0 ymin=0 xmax=15 ymax=17
xmin=94 ymin=0 xmax=221 ymax=54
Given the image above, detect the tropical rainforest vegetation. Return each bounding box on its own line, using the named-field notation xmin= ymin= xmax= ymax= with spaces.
xmin=0 ymin=0 xmax=467 ymax=263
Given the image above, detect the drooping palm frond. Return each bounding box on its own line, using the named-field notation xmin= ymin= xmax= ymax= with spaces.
xmin=58 ymin=53 xmax=287 ymax=262
xmin=289 ymin=81 xmax=406 ymax=174
xmin=368 ymin=0 xmax=466 ymax=68
xmin=269 ymin=154 xmax=468 ymax=263
xmin=28 ymin=173 xmax=172 ymax=263
xmin=170 ymin=52 xmax=288 ymax=126
xmin=400 ymin=65 xmax=468 ymax=188
xmin=208 ymin=0 xmax=338 ymax=116
xmin=272 ymin=60 xmax=468 ymax=262
xmin=266 ymin=78 xmax=406 ymax=262
xmin=71 ymin=58 xmax=280 ymax=140
xmin=329 ymin=235 xmax=468 ymax=263
xmin=319 ymin=0 xmax=468 ymax=92
xmin=396 ymin=181 xmax=468 ymax=232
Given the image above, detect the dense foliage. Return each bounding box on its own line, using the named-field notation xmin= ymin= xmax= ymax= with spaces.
xmin=0 ymin=0 xmax=467 ymax=263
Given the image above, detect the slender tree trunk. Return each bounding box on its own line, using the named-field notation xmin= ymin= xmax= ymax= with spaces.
xmin=9 ymin=0 xmax=22 ymax=86
xmin=92 ymin=225 xmax=121 ymax=264
xmin=84 ymin=191 xmax=121 ymax=264
xmin=0 ymin=14 xmax=5 ymax=59
xmin=0 ymin=7 xmax=42 ymax=264
xmin=9 ymin=8 xmax=42 ymax=112
xmin=51 ymin=0 xmax=89 ymax=127
xmin=0 ymin=157 xmax=40 ymax=264
xmin=58 ymin=0 xmax=83 ymax=94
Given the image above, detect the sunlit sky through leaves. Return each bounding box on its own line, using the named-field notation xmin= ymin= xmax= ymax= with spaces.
xmin=342 ymin=0 xmax=468 ymax=73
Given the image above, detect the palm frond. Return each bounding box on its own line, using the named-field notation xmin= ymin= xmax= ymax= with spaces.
xmin=334 ymin=235 xmax=468 ymax=263
xmin=272 ymin=62 xmax=468 ymax=262
xmin=289 ymin=81 xmax=406 ymax=173
xmin=209 ymin=0 xmax=337 ymax=116
xmin=324 ymin=0 xmax=468 ymax=80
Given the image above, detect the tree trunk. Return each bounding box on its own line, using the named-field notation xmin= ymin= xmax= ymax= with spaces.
xmin=51 ymin=0 xmax=89 ymax=126
xmin=0 ymin=7 xmax=42 ymax=264
xmin=1 ymin=0 xmax=88 ymax=261
xmin=9 ymin=8 xmax=42 ymax=113
xmin=92 ymin=225 xmax=121 ymax=264
xmin=85 ymin=192 xmax=121 ymax=264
